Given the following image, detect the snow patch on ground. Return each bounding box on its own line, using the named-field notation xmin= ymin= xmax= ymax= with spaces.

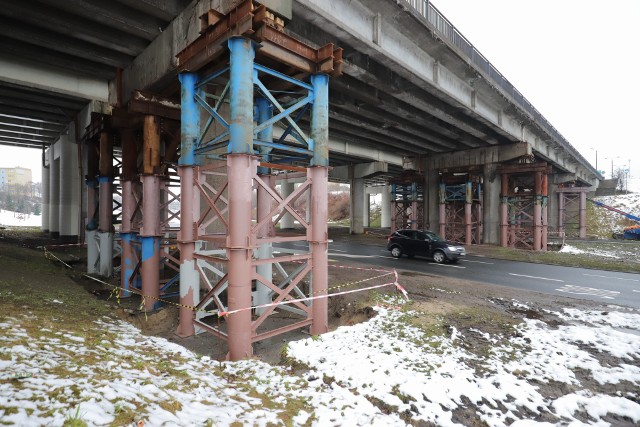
xmin=560 ymin=244 xmax=619 ymax=258
xmin=0 ymin=209 xmax=41 ymax=227
xmin=2 ymin=298 xmax=640 ymax=426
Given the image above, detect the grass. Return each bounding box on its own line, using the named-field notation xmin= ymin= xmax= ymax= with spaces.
xmin=469 ymin=244 xmax=640 ymax=273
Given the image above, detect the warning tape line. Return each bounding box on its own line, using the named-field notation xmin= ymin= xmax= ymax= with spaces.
xmin=42 ymin=247 xmax=409 ymax=318
xmin=219 ymin=279 xmax=408 ymax=317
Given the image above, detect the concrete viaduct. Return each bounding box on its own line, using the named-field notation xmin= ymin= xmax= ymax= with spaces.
xmin=0 ymin=0 xmax=600 ymax=358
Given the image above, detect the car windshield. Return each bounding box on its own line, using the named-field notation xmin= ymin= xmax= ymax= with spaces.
xmin=425 ymin=231 xmax=443 ymax=242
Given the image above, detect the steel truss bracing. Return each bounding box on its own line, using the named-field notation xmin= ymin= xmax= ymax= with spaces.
xmin=438 ymin=173 xmax=482 ymax=244
xmin=176 ymin=2 xmax=341 ymax=359
xmin=499 ymin=162 xmax=550 ymax=251
xmin=556 ymin=186 xmax=588 ymax=239
xmin=390 ymin=174 xmax=424 ymax=231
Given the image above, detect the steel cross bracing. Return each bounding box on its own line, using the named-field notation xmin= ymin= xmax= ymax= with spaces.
xmin=439 ymin=175 xmax=483 ymax=244
xmin=177 ymin=20 xmax=336 ymax=358
xmin=499 ymin=163 xmax=549 ymax=251
xmin=391 ymin=181 xmax=424 ymax=231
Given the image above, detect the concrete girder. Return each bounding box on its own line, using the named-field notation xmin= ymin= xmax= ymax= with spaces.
xmin=328 ymin=85 xmax=479 ymax=151
xmin=0 ymin=17 xmax=134 ymax=69
xmin=340 ymin=59 xmax=501 ymax=146
xmin=331 ymin=162 xmax=388 ymax=181
xmin=0 ymin=86 xmax=86 ymax=112
xmin=0 ymin=45 xmax=115 ymax=80
xmin=0 ymin=0 xmax=148 ymax=57
xmin=321 ymin=114 xmax=441 ymax=154
xmin=327 ymin=110 xmax=445 ymax=153
xmin=35 ymin=0 xmax=166 ymax=41
xmin=330 ymin=94 xmax=468 ymax=150
xmin=0 ymin=115 xmax=65 ymax=131
xmin=272 ymin=126 xmax=403 ymax=166
xmin=0 ymin=56 xmax=109 ymax=102
xmin=291 ymin=1 xmax=503 ymax=145
xmin=427 ymin=142 xmax=532 ymax=170
xmin=114 ymin=0 xmax=191 ymax=22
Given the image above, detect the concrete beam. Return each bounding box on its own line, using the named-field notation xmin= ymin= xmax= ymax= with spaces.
xmin=330 ymin=161 xmax=388 ymax=181
xmin=427 ymin=142 xmax=531 ymax=170
xmin=0 ymin=55 xmax=109 ymax=102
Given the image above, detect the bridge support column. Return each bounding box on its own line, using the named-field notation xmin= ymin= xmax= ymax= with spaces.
xmin=438 ymin=183 xmax=446 ymax=237
xmin=465 ymin=181 xmax=472 ymax=245
xmin=119 ymin=128 xmax=138 ymax=298
xmin=381 ymin=185 xmax=391 ymax=228
xmin=97 ymin=131 xmax=113 ymax=277
xmin=49 ymin=148 xmax=60 ymax=238
xmin=482 ymin=164 xmax=500 ymax=245
xmin=309 ymin=72 xmax=330 ymax=335
xmin=41 ymin=150 xmax=50 ymax=233
xmin=579 ymin=191 xmax=587 ymax=239
xmin=226 ymin=37 xmax=255 ymax=360
xmin=533 ymin=171 xmax=542 ymax=251
xmin=499 ymin=173 xmax=509 ymax=247
xmin=59 ymin=132 xmax=80 ymax=242
xmin=350 ymin=175 xmax=365 ymax=234
xmin=558 ymin=191 xmax=566 ymax=236
xmin=140 ymin=115 xmax=162 ymax=311
xmin=363 ymin=192 xmax=370 ymax=228
xmin=541 ymin=174 xmax=548 ymax=250
xmin=177 ymin=72 xmax=200 ymax=338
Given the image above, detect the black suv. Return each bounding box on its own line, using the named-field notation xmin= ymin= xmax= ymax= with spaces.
xmin=386 ymin=229 xmax=466 ymax=263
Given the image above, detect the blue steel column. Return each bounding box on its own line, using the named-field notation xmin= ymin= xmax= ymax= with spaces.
xmin=177 ymin=72 xmax=201 ymax=337
xmin=309 ymin=73 xmax=329 ymax=336
xmin=226 ymin=37 xmax=255 ymax=360
xmin=255 ymin=97 xmax=274 ymax=315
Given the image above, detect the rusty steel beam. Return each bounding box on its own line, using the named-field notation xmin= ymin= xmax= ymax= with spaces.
xmin=128 ymin=90 xmax=180 ymax=121
xmin=176 ymin=0 xmax=342 ymax=76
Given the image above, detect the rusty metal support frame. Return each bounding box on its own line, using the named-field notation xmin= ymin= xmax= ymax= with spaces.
xmin=178 ymin=25 xmax=334 ymax=359
xmin=498 ymin=163 xmax=550 ymax=251
xmin=438 ymin=174 xmax=483 ymax=244
xmin=391 ymin=179 xmax=424 ymax=232
xmin=556 ymin=186 xmax=590 ymax=239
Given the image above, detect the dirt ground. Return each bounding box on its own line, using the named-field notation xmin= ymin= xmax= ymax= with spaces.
xmin=0 ymin=226 xmax=619 ymax=361
xmin=1 ymin=226 xmax=638 ymax=423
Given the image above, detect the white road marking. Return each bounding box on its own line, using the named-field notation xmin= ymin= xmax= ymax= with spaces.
xmin=378 ymin=256 xmax=397 ymax=260
xmin=433 ymin=263 xmax=466 ymax=269
xmin=329 ymin=249 xmax=347 ymax=253
xmin=461 ymin=259 xmax=494 ymax=265
xmin=329 ymin=254 xmax=380 ymax=259
xmin=556 ymin=285 xmax=619 ymax=300
xmin=583 ymin=274 xmax=639 ymax=282
xmin=633 ymin=290 xmax=640 ymax=293
xmin=508 ymin=273 xmax=564 ymax=282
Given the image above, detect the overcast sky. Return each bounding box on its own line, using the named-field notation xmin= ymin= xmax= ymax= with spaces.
xmin=2 ymin=0 xmax=639 ymax=182
xmin=430 ymin=0 xmax=639 ymax=178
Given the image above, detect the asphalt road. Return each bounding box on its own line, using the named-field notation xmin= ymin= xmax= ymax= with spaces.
xmin=283 ymin=240 xmax=640 ymax=309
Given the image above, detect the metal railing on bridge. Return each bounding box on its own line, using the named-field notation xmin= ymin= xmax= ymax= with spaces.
xmin=402 ymin=0 xmax=596 ymax=176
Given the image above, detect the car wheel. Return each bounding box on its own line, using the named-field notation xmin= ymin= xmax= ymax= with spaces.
xmin=391 ymin=246 xmax=403 ymax=258
xmin=432 ymin=250 xmax=446 ymax=264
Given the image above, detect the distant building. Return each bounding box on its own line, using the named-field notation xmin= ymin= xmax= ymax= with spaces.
xmin=0 ymin=167 xmax=32 ymax=190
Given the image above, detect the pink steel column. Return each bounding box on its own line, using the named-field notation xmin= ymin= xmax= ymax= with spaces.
xmin=120 ymin=128 xmax=137 ymax=297
xmin=558 ymin=192 xmax=566 ymax=236
xmin=438 ymin=182 xmax=446 ymax=236
xmin=226 ymin=37 xmax=255 ymax=360
xmin=177 ymin=71 xmax=200 ymax=337
xmin=140 ymin=115 xmax=161 ymax=311
xmin=309 ymin=72 xmax=330 ymax=336
xmin=226 ymin=154 xmax=255 ymax=359
xmin=500 ymin=173 xmax=509 ymax=247
xmin=541 ymin=173 xmax=548 ymax=251
xmin=465 ymin=181 xmax=472 ymax=245
xmin=579 ymin=190 xmax=587 ymax=239
xmin=533 ymin=171 xmax=542 ymax=251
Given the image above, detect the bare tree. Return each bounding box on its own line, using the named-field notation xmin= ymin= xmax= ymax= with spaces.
xmin=613 ymin=167 xmax=627 ymax=192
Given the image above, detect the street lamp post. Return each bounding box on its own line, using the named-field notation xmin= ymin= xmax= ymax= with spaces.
xmin=590 ymin=147 xmax=598 ymax=171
